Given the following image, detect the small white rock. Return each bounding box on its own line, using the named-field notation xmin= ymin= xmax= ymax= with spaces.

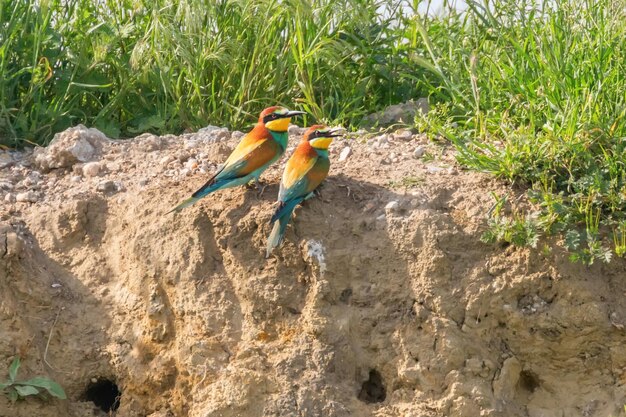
xmin=385 ymin=201 xmax=400 ymax=212
xmin=197 ymin=126 xmax=230 ymax=142
xmin=96 ymin=180 xmax=118 ymax=193
xmin=177 ymin=153 xmax=191 ymax=163
xmin=198 ymin=125 xmax=221 ymax=133
xmin=413 ymin=146 xmax=426 ymax=158
xmin=338 ymin=146 xmax=352 ymax=162
xmin=231 ymin=131 xmax=245 ymax=141
xmin=51 ymin=283 xmax=62 ymax=288
xmin=184 ymin=158 xmax=198 ymax=170
xmin=82 ymin=161 xmax=101 ymax=177
xmin=427 ymin=166 xmax=444 ymax=174
xmin=4 ymin=193 xmax=15 ymax=203
xmin=393 ymin=129 xmax=413 ymax=141
xmin=160 ymin=155 xmax=175 ymax=166
xmin=22 ymin=172 xmax=42 ymax=187
xmin=0 ymin=153 xmax=14 ymax=169
xmin=288 ymin=125 xmax=305 ymax=135
xmin=70 ymin=175 xmax=82 ymax=183
xmin=368 ymin=134 xmax=389 ymax=148
xmin=184 ymin=140 xmax=200 ymax=150
xmin=107 ymin=162 xmax=121 ymax=172
xmin=0 ymin=181 xmax=14 ymax=191
xmin=16 ymin=191 xmax=38 ymax=203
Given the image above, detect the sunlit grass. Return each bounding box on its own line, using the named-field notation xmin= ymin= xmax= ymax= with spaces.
xmin=0 ymin=0 xmax=423 ymax=146
xmin=410 ymin=0 xmax=626 ymax=263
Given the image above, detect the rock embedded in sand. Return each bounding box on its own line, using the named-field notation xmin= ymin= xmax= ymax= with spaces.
xmin=493 ymin=357 xmax=522 ymax=403
xmin=288 ymin=125 xmax=305 ymax=135
xmin=33 ymin=124 xmax=108 ymax=171
xmin=363 ymin=98 xmax=429 ymax=126
xmin=393 ymin=129 xmax=413 ymax=141
xmin=0 ymin=153 xmax=15 ymax=169
xmin=160 ymin=155 xmax=175 ymax=167
xmin=338 ymin=146 xmax=352 ymax=162
xmin=427 ymin=166 xmax=444 ymax=174
xmin=16 ymin=191 xmax=38 ymax=203
xmin=0 ymin=181 xmax=14 ymax=191
xmin=197 ymin=126 xmax=230 ymax=142
xmin=184 ymin=139 xmax=200 ymax=150
xmin=185 ymin=158 xmax=199 ymax=170
xmin=413 ymin=146 xmax=426 ymax=158
xmin=4 ymin=231 xmax=23 ymax=257
xmin=82 ymin=161 xmax=102 ymax=178
xmin=368 ymin=134 xmax=390 ymax=149
xmin=135 ymin=133 xmax=165 ymax=152
xmin=96 ymin=180 xmax=120 ymax=193
xmin=385 ymin=201 xmax=399 ymax=212
xmin=231 ymin=130 xmax=245 ymax=141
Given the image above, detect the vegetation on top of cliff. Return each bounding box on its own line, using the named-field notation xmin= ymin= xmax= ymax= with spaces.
xmin=412 ymin=0 xmax=626 ymax=264
xmin=0 ymin=0 xmax=424 ymax=146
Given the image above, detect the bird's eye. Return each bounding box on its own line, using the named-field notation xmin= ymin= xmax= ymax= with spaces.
xmin=264 ymin=113 xmax=278 ymax=123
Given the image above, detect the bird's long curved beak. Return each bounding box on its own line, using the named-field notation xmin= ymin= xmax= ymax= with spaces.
xmin=326 ymin=128 xmax=344 ymax=137
xmin=283 ymin=110 xmax=306 ymax=118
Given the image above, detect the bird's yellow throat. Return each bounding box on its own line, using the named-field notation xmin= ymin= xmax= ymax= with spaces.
xmin=265 ymin=117 xmax=291 ymax=132
xmin=310 ymin=137 xmax=333 ymax=150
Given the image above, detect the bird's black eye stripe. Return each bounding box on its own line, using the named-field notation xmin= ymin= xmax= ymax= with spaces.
xmin=308 ymin=130 xmax=332 ymax=140
xmin=263 ymin=113 xmax=280 ymax=123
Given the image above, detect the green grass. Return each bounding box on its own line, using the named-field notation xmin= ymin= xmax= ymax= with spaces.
xmin=0 ymin=0 xmax=424 ymax=146
xmin=407 ymin=0 xmax=626 ymax=264
xmin=3 ymin=0 xmax=626 ymax=263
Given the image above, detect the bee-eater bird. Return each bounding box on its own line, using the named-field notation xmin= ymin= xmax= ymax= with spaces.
xmin=266 ymin=125 xmax=341 ymax=257
xmin=168 ymin=106 xmax=305 ymax=213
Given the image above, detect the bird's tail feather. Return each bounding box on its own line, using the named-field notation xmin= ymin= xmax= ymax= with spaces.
xmin=166 ymin=196 xmax=201 ymax=214
xmin=270 ymin=198 xmax=303 ymax=224
xmin=191 ymin=177 xmax=222 ymax=199
xmin=167 ymin=176 xmax=223 ymax=214
xmin=266 ymin=206 xmax=294 ymax=258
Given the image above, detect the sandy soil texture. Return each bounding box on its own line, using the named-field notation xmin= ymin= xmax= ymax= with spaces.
xmin=1 ymin=125 xmax=626 ymax=417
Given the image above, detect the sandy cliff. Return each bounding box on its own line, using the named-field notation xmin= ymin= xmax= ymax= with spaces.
xmin=1 ymin=126 xmax=625 ymax=417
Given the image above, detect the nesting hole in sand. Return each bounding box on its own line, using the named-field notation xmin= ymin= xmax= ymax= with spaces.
xmin=358 ymin=369 xmax=386 ymax=404
xmin=339 ymin=288 xmax=353 ymax=303
xmin=519 ymin=370 xmax=540 ymax=393
xmin=83 ymin=378 xmax=121 ymax=412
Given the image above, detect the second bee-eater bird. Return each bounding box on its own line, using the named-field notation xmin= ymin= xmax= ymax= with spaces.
xmin=168 ymin=106 xmax=305 ymax=213
xmin=266 ymin=125 xmax=341 ymax=257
